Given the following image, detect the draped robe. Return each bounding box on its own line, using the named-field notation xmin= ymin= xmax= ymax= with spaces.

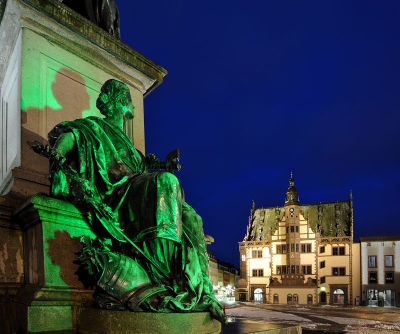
xmin=48 ymin=116 xmax=224 ymax=320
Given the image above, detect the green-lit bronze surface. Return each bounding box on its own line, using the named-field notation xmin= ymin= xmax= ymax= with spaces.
xmin=34 ymin=79 xmax=224 ymax=322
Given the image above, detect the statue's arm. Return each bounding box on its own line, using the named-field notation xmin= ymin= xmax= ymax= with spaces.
xmin=52 ymin=132 xmax=76 ymax=164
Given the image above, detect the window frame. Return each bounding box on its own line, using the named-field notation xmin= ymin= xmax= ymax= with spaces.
xmin=385 ymin=255 xmax=393 ymax=267
xmin=320 ymin=260 xmax=325 ymax=269
xmin=368 ymin=271 xmax=377 ymax=283
xmin=368 ymin=255 xmax=377 ymax=268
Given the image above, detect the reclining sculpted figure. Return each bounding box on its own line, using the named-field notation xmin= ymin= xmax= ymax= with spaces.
xmin=33 ymin=79 xmax=224 ymax=321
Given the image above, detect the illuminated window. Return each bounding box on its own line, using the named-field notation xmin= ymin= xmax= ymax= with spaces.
xmin=368 ymin=256 xmax=377 ymax=268
xmin=385 ymin=272 xmax=394 ymax=283
xmin=241 ymin=254 xmax=246 ymax=262
xmin=385 ymin=255 xmax=393 ymax=267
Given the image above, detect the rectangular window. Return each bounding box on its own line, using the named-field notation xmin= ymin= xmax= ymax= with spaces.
xmin=258 ymin=250 xmax=262 ymax=258
xmin=368 ymin=256 xmax=377 ymax=268
xmin=282 ymin=245 xmax=287 ymax=254
xmin=320 ymin=276 xmax=326 ymax=284
xmin=320 ymin=261 xmax=325 ymax=269
xmin=252 ymin=250 xmax=257 ymax=258
xmin=339 ymin=246 xmax=345 ymax=255
xmin=241 ymin=254 xmax=246 ymax=262
xmin=296 ymin=226 xmax=299 ymax=233
xmin=291 ymin=243 xmax=295 ymax=252
xmin=332 ymin=247 xmax=338 ymax=256
xmin=252 ymin=269 xmax=258 ymax=277
xmin=320 ymin=246 xmax=325 ymax=253
xmin=290 ymin=226 xmax=294 ymax=232
xmin=369 ymin=271 xmax=377 ymax=283
xmin=296 ymin=265 xmax=299 ymax=274
xmin=282 ymin=266 xmax=287 ymax=274
xmin=385 ymin=255 xmax=393 ymax=267
xmin=307 ymin=265 xmax=312 ymax=275
xmin=277 ymin=266 xmax=281 ymax=275
xmin=332 ymin=267 xmax=345 ymax=276
xmin=296 ymin=243 xmax=299 ymax=252
xmin=302 ymin=265 xmax=306 ymax=274
xmin=277 ymin=245 xmax=281 ymax=254
xmin=291 ymin=265 xmax=295 ymax=274
xmin=286 ymin=227 xmax=289 ymax=233
xmin=307 ymin=244 xmax=312 ymax=253
xmin=258 ymin=269 xmax=264 ymax=277
xmin=301 ymin=244 xmax=306 ymax=253
xmin=385 ymin=272 xmax=394 ymax=283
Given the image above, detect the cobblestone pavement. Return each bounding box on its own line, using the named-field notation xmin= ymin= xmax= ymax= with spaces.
xmin=222 ymin=303 xmax=400 ymax=333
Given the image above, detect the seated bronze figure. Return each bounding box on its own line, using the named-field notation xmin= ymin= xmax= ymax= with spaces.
xmin=33 ymin=79 xmax=224 ymax=321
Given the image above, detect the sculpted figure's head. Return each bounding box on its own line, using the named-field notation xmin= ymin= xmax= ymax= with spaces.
xmin=96 ymin=79 xmax=134 ymax=120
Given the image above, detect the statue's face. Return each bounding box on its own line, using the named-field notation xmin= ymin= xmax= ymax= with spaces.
xmin=120 ymin=94 xmax=134 ymax=120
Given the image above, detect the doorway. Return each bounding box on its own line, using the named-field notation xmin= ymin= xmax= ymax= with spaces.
xmin=333 ymin=289 xmax=345 ymax=305
xmin=254 ymin=288 xmax=263 ymax=303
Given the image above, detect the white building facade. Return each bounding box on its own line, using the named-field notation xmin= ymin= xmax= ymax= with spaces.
xmin=360 ymin=237 xmax=400 ymax=307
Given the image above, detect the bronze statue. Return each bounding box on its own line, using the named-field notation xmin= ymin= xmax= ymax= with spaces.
xmin=32 ymin=79 xmax=224 ymax=321
xmin=61 ymin=0 xmax=120 ymax=38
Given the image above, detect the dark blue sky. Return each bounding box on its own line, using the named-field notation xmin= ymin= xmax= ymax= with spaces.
xmin=119 ymin=1 xmax=400 ymax=267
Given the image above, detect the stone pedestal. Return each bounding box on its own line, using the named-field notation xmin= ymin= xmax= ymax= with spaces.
xmin=78 ymin=309 xmax=221 ymax=334
xmin=1 ymin=194 xmax=95 ymax=333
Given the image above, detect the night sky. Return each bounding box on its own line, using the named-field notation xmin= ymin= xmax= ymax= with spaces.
xmin=119 ymin=1 xmax=400 ymax=268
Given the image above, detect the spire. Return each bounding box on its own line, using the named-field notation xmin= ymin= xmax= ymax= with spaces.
xmin=285 ymin=172 xmax=300 ymax=206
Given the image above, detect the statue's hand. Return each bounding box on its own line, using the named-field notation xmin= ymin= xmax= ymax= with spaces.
xmin=165 ymin=148 xmax=181 ymax=173
xmin=145 ymin=153 xmax=161 ymax=170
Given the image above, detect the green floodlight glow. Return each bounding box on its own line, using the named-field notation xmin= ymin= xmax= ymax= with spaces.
xmin=32 ymin=79 xmax=225 ymax=323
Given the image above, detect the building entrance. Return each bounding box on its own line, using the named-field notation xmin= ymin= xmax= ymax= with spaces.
xmin=333 ymin=289 xmax=345 ymax=304
xmin=254 ymin=288 xmax=263 ymax=303
xmin=320 ymin=291 xmax=327 ymax=304
xmin=367 ymin=289 xmax=395 ymax=307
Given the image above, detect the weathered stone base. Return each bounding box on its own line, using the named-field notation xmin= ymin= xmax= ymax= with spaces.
xmin=77 ymin=309 xmax=221 ymax=334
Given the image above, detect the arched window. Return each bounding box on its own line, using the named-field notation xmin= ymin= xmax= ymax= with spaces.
xmin=287 ymin=294 xmax=292 ymax=304
xmin=293 ymin=294 xmax=298 ymax=304
xmin=307 ymin=294 xmax=313 ymax=305
xmin=273 ymin=294 xmax=279 ymax=304
xmin=254 ymin=288 xmax=263 ymax=303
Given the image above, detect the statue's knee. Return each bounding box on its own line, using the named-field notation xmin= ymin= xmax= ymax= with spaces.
xmin=159 ymin=172 xmax=180 ymax=187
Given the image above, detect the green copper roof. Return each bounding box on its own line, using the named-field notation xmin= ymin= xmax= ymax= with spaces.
xmin=244 ymin=200 xmax=352 ymax=241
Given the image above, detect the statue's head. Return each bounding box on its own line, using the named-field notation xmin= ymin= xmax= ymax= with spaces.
xmin=96 ymin=79 xmax=134 ymax=120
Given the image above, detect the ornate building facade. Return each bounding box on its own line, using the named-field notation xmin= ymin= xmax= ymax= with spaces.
xmin=237 ymin=174 xmax=361 ymax=305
